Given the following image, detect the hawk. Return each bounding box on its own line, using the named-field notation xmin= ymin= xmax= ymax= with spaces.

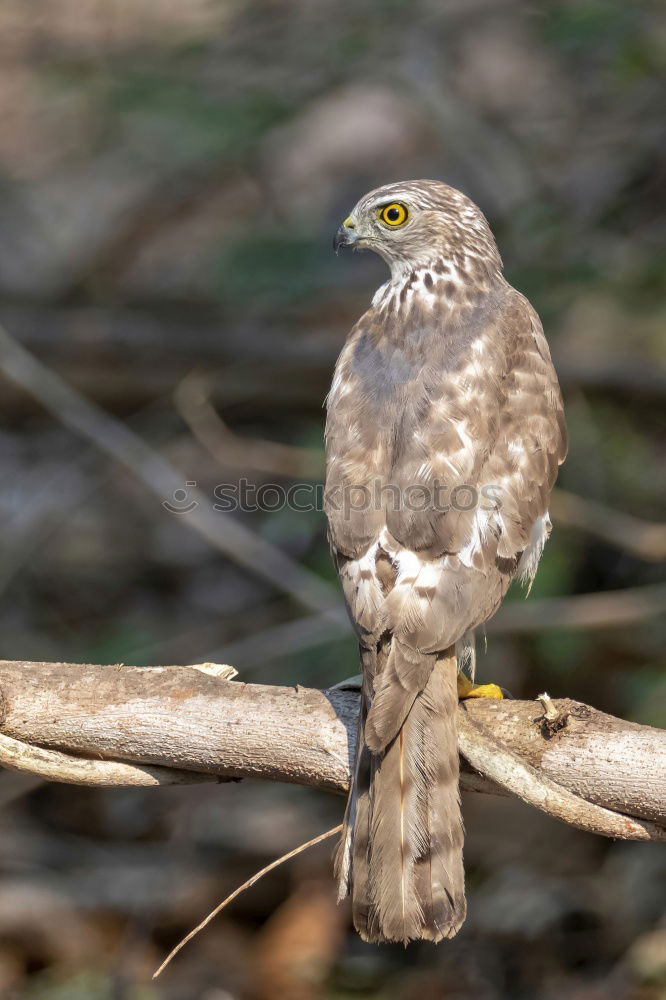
xmin=326 ymin=179 xmax=567 ymax=944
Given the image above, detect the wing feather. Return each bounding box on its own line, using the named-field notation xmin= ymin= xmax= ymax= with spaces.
xmin=326 ymin=284 xmax=566 ymax=706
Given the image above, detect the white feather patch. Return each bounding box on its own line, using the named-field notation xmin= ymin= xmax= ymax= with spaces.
xmin=517 ymin=512 xmax=551 ymax=589
xmin=458 ymin=505 xmax=499 ymax=569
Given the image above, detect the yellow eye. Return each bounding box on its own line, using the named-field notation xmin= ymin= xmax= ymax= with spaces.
xmin=378 ymin=202 xmax=409 ymax=227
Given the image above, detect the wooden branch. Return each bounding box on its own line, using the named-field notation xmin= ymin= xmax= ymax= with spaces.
xmin=0 ymin=660 xmax=664 ymax=841
xmin=457 ymin=709 xmax=662 ymax=841
xmin=0 ymin=731 xmax=221 ymax=788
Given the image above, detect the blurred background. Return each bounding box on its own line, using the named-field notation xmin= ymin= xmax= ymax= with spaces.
xmin=0 ymin=0 xmax=664 ymax=997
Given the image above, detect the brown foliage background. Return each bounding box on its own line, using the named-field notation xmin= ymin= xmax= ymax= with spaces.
xmin=0 ymin=1 xmax=664 ymax=998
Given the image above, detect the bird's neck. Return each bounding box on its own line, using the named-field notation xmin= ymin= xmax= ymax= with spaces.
xmin=372 ymin=253 xmax=504 ymax=315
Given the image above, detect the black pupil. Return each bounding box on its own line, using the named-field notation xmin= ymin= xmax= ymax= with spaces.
xmin=386 ymin=206 xmax=401 ymax=221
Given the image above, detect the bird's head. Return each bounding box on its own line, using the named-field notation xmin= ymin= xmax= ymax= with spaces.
xmin=334 ymin=179 xmax=502 ymax=281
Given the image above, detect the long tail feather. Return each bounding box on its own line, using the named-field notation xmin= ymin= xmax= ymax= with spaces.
xmin=335 ymin=645 xmax=466 ymax=943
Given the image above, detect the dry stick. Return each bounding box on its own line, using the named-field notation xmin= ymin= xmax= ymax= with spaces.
xmin=0 ymin=389 xmax=224 ymax=598
xmin=0 ymin=323 xmax=337 ymax=616
xmin=457 ymin=709 xmax=666 ymax=842
xmin=0 ymin=704 xmax=498 ymax=801
xmin=153 ymin=823 xmax=343 ymax=980
xmin=0 ymin=731 xmax=219 ymax=788
xmin=175 ymin=372 xmax=324 ymax=480
xmin=62 ymin=164 xmax=237 ymax=301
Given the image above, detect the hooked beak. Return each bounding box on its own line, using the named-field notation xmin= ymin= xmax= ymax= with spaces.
xmin=333 ymin=216 xmax=359 ymax=254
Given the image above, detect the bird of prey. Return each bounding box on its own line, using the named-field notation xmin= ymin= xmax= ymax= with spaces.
xmin=326 ymin=179 xmax=567 ymax=944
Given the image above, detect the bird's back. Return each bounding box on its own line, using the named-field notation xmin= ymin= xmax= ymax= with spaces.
xmin=326 ymin=179 xmax=566 ymax=944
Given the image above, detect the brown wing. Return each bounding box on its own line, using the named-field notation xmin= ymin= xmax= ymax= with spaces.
xmin=486 ymin=292 xmax=568 ymax=562
xmin=329 ymin=284 xmax=567 ymax=943
xmin=326 ymin=285 xmax=567 ymax=657
xmin=382 ymin=288 xmax=567 ymax=655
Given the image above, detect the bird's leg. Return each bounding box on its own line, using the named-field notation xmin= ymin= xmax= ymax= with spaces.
xmin=457 ymin=673 xmax=503 ymax=700
xmin=330 ymin=674 xmax=363 ymax=691
xmin=334 ymin=673 xmax=503 ymax=699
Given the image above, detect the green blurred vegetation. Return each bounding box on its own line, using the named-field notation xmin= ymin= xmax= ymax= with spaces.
xmin=0 ymin=0 xmax=663 ymax=997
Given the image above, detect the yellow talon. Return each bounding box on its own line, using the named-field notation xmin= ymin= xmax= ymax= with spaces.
xmin=457 ymin=675 xmax=503 ymax=700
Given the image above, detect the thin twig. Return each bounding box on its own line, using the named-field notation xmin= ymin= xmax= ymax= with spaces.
xmin=0 ymin=731 xmax=220 ymax=788
xmin=175 ymin=372 xmax=324 ymax=479
xmin=0 ymin=322 xmax=337 ymax=615
xmin=536 ymin=691 xmax=569 ymax=734
xmin=153 ymin=823 xmax=343 ymax=979
xmin=61 ymin=163 xmax=242 ymax=301
xmin=537 ymin=692 xmax=558 ymax=722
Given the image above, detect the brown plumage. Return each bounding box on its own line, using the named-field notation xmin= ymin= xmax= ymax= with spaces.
xmin=326 ymin=179 xmax=567 ymax=943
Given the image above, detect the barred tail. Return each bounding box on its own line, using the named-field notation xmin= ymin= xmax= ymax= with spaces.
xmin=335 ymin=647 xmax=466 ymax=943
